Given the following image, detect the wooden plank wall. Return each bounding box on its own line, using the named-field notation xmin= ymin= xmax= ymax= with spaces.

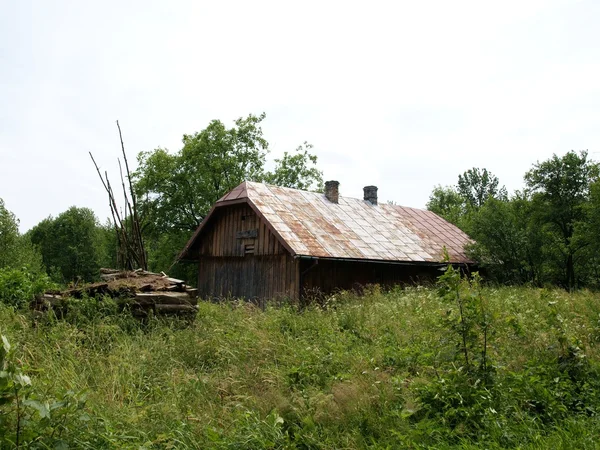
xmin=198 ymin=254 xmax=299 ymax=304
xmin=300 ymin=259 xmax=441 ymax=296
xmin=199 ymin=203 xmax=286 ymax=257
xmin=196 ymin=203 xmax=299 ymax=303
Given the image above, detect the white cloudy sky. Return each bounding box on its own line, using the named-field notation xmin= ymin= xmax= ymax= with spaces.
xmin=1 ymin=0 xmax=599 ymax=231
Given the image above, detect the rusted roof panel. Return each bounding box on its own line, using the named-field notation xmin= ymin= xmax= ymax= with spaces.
xmin=210 ymin=181 xmax=473 ymax=264
xmin=218 ymin=181 xmax=249 ymax=202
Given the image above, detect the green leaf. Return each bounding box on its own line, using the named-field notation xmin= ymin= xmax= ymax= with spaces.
xmin=23 ymin=399 xmax=50 ymax=418
xmin=54 ymin=440 xmax=69 ymax=450
xmin=14 ymin=373 xmax=31 ymax=387
xmin=1 ymin=335 xmax=10 ymax=353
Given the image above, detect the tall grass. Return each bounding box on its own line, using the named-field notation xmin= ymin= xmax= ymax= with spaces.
xmin=2 ymin=285 xmax=600 ymax=448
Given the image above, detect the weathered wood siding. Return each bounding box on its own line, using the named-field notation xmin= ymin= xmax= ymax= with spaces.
xmin=198 ymin=255 xmax=299 ymax=302
xmin=196 ymin=203 xmax=299 ymax=302
xmin=300 ymin=258 xmax=441 ymax=296
xmin=198 ymin=203 xmax=287 ymax=257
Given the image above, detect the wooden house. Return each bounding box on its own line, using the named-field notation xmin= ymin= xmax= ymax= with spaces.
xmin=179 ymin=181 xmax=473 ymax=302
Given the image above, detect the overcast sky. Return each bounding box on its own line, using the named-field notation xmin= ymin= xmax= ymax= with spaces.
xmin=1 ymin=0 xmax=599 ymax=231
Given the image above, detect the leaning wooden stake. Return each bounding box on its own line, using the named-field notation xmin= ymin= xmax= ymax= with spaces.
xmin=89 ymin=121 xmax=147 ymax=270
xmin=117 ymin=121 xmax=147 ymax=269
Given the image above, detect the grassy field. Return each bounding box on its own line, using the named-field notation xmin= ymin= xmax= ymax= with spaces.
xmin=2 ymin=283 xmax=600 ymax=448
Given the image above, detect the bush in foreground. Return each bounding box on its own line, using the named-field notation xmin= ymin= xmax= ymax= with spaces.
xmin=0 ymin=267 xmax=53 ymax=309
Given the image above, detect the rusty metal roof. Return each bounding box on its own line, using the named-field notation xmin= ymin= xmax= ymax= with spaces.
xmin=182 ymin=181 xmax=473 ymax=264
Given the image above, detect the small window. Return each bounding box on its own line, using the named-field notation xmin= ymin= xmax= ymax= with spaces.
xmin=244 ymin=244 xmax=255 ymax=255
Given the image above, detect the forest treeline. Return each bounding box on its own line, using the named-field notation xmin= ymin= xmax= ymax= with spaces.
xmin=1 ymin=113 xmax=599 ymax=290
xmin=428 ymin=150 xmax=600 ymax=289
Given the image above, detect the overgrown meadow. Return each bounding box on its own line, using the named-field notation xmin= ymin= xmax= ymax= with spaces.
xmin=2 ymin=274 xmax=600 ymax=448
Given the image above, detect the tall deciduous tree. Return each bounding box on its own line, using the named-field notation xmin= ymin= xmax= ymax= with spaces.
xmin=524 ymin=150 xmax=598 ymax=289
xmin=427 ymin=153 xmax=600 ymax=288
xmin=28 ymin=207 xmax=104 ymax=283
xmin=0 ymin=199 xmax=20 ymax=269
xmin=427 ymin=168 xmax=506 ymax=233
xmin=467 ymin=195 xmax=543 ymax=284
xmin=426 ymin=185 xmax=466 ymax=227
xmin=457 ymin=167 xmax=507 ymax=209
xmin=580 ymin=180 xmax=600 ymax=284
xmin=264 ymin=142 xmax=324 ymax=191
xmin=134 ymin=114 xmax=268 ymax=234
xmin=134 ymin=113 xmax=323 ymax=235
xmin=0 ymin=199 xmax=43 ymax=272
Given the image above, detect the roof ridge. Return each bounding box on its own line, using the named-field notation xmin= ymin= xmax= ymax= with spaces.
xmin=246 ymin=181 xmax=435 ymax=212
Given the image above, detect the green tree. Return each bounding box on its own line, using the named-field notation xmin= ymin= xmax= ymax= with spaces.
xmin=0 ymin=199 xmax=43 ymax=272
xmin=0 ymin=199 xmax=20 ymax=269
xmin=468 ymin=195 xmax=543 ymax=284
xmin=524 ymin=150 xmax=599 ymax=289
xmin=135 ymin=113 xmax=322 ymax=235
xmin=133 ymin=113 xmax=323 ymax=276
xmin=134 ymin=113 xmax=270 ymax=234
xmin=574 ymin=180 xmax=600 ymax=286
xmin=96 ymin=219 xmax=119 ymax=270
xmin=28 ymin=207 xmax=104 ymax=283
xmin=426 ymin=185 xmax=466 ymax=227
xmin=427 ymin=168 xmax=506 ymax=233
xmin=264 ymin=142 xmax=324 ymax=191
xmin=457 ymin=167 xmax=507 ymax=209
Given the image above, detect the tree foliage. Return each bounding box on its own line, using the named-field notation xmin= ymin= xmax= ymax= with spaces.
xmin=425 ymin=185 xmax=466 ymax=227
xmin=0 ymin=199 xmax=20 ymax=269
xmin=458 ymin=167 xmax=507 ymax=208
xmin=0 ymin=199 xmax=43 ymax=272
xmin=433 ymin=151 xmax=600 ymax=288
xmin=427 ymin=168 xmax=506 ymax=232
xmin=264 ymin=142 xmax=324 ymax=191
xmin=134 ymin=113 xmax=322 ymax=236
xmin=28 ymin=207 xmax=105 ymax=283
xmin=467 ymin=196 xmax=539 ymax=284
xmin=524 ymin=150 xmax=599 ymax=289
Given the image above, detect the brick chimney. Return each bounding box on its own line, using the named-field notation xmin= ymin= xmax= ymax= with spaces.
xmin=325 ymin=180 xmax=339 ymax=204
xmin=363 ymin=185 xmax=378 ymax=205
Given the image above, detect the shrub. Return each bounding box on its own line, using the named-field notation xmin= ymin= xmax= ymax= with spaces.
xmin=414 ymin=264 xmax=497 ymax=440
xmin=0 ymin=334 xmax=88 ymax=448
xmin=0 ymin=267 xmax=52 ymax=309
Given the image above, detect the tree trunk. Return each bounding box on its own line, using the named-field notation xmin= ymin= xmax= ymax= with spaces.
xmin=567 ymin=252 xmax=575 ymax=292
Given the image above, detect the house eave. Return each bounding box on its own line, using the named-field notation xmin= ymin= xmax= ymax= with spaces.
xmin=293 ymin=255 xmax=475 ymax=266
xmin=177 ymin=197 xmax=297 ymax=262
